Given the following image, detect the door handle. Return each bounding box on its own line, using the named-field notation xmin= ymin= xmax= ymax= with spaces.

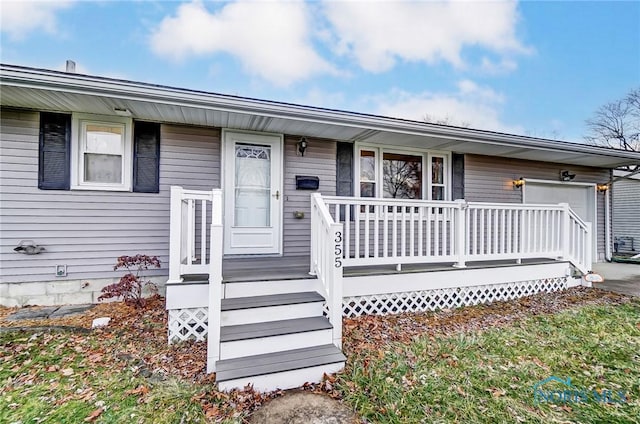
xmin=272 ymin=190 xmax=280 ymax=200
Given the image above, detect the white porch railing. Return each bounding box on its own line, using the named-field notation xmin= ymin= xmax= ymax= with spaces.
xmin=565 ymin=205 xmax=592 ymax=274
xmin=319 ymin=196 xmax=592 ymax=275
xmin=310 ymin=193 xmax=344 ymax=348
xmin=168 ymin=186 xmax=223 ymax=372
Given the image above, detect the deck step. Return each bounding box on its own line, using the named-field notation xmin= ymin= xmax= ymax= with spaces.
xmin=221 ymin=316 xmax=332 ymax=341
xmin=221 ymin=292 xmax=325 ymax=326
xmin=221 ymin=292 xmax=324 ymax=310
xmin=219 ymin=317 xmax=333 ymax=359
xmin=216 ymin=344 xmax=346 ymax=392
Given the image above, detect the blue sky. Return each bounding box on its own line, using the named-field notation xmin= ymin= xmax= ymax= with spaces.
xmin=1 ymin=0 xmax=638 ymax=142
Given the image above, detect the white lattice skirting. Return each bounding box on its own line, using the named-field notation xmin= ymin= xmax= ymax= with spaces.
xmin=342 ymin=277 xmax=568 ymax=318
xmin=167 ymin=278 xmax=568 ymax=339
xmin=168 ymin=307 xmax=208 ymax=343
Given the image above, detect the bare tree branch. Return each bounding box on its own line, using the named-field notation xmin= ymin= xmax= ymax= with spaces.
xmin=585 ymin=88 xmax=640 ymax=152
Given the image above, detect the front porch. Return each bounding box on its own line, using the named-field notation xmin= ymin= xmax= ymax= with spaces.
xmin=165 ymin=186 xmax=592 ymax=391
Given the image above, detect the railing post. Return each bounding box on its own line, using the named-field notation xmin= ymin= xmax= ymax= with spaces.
xmin=330 ymin=223 xmax=344 ymax=348
xmin=309 ymin=193 xmax=320 ymax=276
xmin=453 ymin=199 xmax=467 ymax=268
xmin=207 ymin=189 xmax=223 ymax=373
xmin=168 ymin=186 xmax=184 ymax=284
xmin=585 ymin=222 xmax=592 ymax=272
xmin=560 ymin=203 xmax=571 ymax=261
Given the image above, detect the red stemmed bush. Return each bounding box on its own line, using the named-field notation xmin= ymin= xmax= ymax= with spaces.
xmin=98 ymin=255 xmax=161 ymax=308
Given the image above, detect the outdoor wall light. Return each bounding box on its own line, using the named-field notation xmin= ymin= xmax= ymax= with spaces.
xmin=13 ymin=240 xmax=45 ymax=255
xmin=560 ymin=170 xmax=576 ymax=181
xmin=513 ymin=177 xmax=525 ymax=189
xmin=113 ymin=107 xmax=131 ymax=117
xmin=297 ymin=137 xmax=308 ymax=156
xmin=597 ymin=183 xmax=609 ymax=193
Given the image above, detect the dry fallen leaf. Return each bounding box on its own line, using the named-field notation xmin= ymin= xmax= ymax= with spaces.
xmin=61 ymin=368 xmax=74 ymax=376
xmin=126 ymin=385 xmax=150 ymax=396
xmin=84 ymin=407 xmax=103 ymax=422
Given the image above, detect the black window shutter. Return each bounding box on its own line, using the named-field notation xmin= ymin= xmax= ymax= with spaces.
xmin=336 ymin=142 xmax=354 ymax=221
xmin=133 ymin=121 xmax=160 ymax=193
xmin=39 ymin=112 xmax=71 ymax=190
xmin=336 ymin=142 xmax=354 ymax=197
xmin=452 ymin=153 xmax=465 ymax=200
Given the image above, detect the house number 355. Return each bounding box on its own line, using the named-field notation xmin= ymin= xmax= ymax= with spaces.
xmin=334 ymin=231 xmax=343 ymax=268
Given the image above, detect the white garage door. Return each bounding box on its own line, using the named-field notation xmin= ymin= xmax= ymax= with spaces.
xmin=524 ymin=182 xmax=595 ymax=225
xmin=524 ymin=181 xmax=597 ymax=259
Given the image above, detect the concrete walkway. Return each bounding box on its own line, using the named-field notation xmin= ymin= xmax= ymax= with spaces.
xmin=592 ymin=262 xmax=640 ymax=297
xmin=5 ymin=304 xmax=95 ymax=321
xmin=249 ymin=392 xmax=358 ymax=424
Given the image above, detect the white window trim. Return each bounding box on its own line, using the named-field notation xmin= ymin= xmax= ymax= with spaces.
xmin=355 ymin=143 xmax=451 ymax=200
xmin=71 ymin=113 xmax=133 ymax=191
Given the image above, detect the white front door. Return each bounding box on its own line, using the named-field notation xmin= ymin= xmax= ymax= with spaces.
xmin=223 ymin=131 xmax=282 ymax=255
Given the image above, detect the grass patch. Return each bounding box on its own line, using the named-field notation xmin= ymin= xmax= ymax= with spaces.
xmin=0 ymin=331 xmax=211 ymax=423
xmin=1 ymin=291 xmax=637 ymax=423
xmin=337 ymin=301 xmax=640 ymax=423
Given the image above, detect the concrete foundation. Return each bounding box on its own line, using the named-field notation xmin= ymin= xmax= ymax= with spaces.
xmin=0 ymin=276 xmax=167 ymax=307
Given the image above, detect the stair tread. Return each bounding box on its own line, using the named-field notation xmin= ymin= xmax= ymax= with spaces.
xmin=220 ymin=316 xmax=332 ymax=342
xmin=216 ymin=344 xmax=345 ymax=382
xmin=221 ymin=292 xmax=324 ymax=311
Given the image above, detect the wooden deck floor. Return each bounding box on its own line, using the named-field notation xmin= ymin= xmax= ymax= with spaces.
xmin=221 ymin=256 xmax=561 ymax=283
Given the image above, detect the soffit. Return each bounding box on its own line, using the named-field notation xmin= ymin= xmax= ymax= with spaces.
xmin=1 ymin=81 xmax=639 ymax=170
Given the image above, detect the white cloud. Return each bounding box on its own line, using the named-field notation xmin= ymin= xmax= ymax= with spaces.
xmin=322 ymin=1 xmax=529 ymax=73
xmin=149 ymin=0 xmax=337 ymax=86
xmin=0 ymin=1 xmax=74 ymax=40
xmin=374 ymin=80 xmax=523 ymax=134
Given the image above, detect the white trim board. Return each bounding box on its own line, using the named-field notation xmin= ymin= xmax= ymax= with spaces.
xmin=343 ymin=262 xmax=570 ymax=297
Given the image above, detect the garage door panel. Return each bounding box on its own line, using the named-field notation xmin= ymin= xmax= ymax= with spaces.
xmin=525 ymin=183 xmax=593 ymax=224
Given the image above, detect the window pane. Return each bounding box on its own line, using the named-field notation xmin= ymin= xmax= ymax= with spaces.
xmin=360 ymin=150 xmax=376 ymax=182
xmin=86 ymin=125 xmax=123 ymax=154
xmin=432 ymin=157 xmax=444 ymax=184
xmin=432 ymin=186 xmax=445 ymax=200
xmin=383 ymin=152 xmax=422 ymax=199
xmin=234 ymin=144 xmax=271 ymax=227
xmin=84 ymin=153 xmax=122 ymax=183
xmin=360 ymin=182 xmax=376 ymax=198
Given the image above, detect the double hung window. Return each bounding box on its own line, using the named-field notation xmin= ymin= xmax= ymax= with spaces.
xmin=357 ymin=146 xmax=449 ymax=200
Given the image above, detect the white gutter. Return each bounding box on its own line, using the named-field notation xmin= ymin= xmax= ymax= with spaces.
xmin=2 ymin=64 xmax=640 ymax=165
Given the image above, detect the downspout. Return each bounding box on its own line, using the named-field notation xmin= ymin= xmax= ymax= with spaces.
xmin=605 ymin=185 xmax=612 ymax=262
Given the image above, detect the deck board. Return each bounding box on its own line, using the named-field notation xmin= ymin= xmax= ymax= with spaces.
xmin=215 ymin=344 xmax=345 ymax=381
xmin=220 ymin=316 xmax=332 ymax=342
xmin=223 ymin=256 xmax=311 ymax=282
xmin=220 ymin=256 xmax=561 ymax=282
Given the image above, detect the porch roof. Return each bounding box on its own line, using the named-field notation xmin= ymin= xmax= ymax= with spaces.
xmin=1 ymin=63 xmax=639 ymax=169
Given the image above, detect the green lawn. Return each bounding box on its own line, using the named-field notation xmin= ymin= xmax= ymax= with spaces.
xmin=1 ymin=294 xmax=639 ymax=423
xmin=0 ymin=331 xmax=208 ymax=423
xmin=337 ymin=301 xmax=640 ymax=423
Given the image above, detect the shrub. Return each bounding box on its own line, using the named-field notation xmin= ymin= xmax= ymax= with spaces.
xmin=98 ymin=255 xmax=161 ymax=308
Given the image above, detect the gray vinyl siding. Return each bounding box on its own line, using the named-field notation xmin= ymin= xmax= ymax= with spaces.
xmin=464 ymin=154 xmax=610 ymax=259
xmin=612 ymin=177 xmax=640 ymax=251
xmin=0 ymin=108 xmax=220 ymax=284
xmin=282 ymin=136 xmax=337 ymax=257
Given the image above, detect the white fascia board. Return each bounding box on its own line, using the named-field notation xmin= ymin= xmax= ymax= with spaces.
xmin=2 ymin=64 xmax=640 ymax=165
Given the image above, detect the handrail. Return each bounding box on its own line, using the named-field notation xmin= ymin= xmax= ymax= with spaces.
xmin=310 ymin=193 xmax=343 ymax=349
xmin=320 ymin=195 xmax=593 ymax=276
xmin=168 ymin=186 xmax=224 ymax=372
xmin=565 ymin=205 xmax=592 ymax=274
xmin=207 ymin=190 xmax=223 ymax=373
